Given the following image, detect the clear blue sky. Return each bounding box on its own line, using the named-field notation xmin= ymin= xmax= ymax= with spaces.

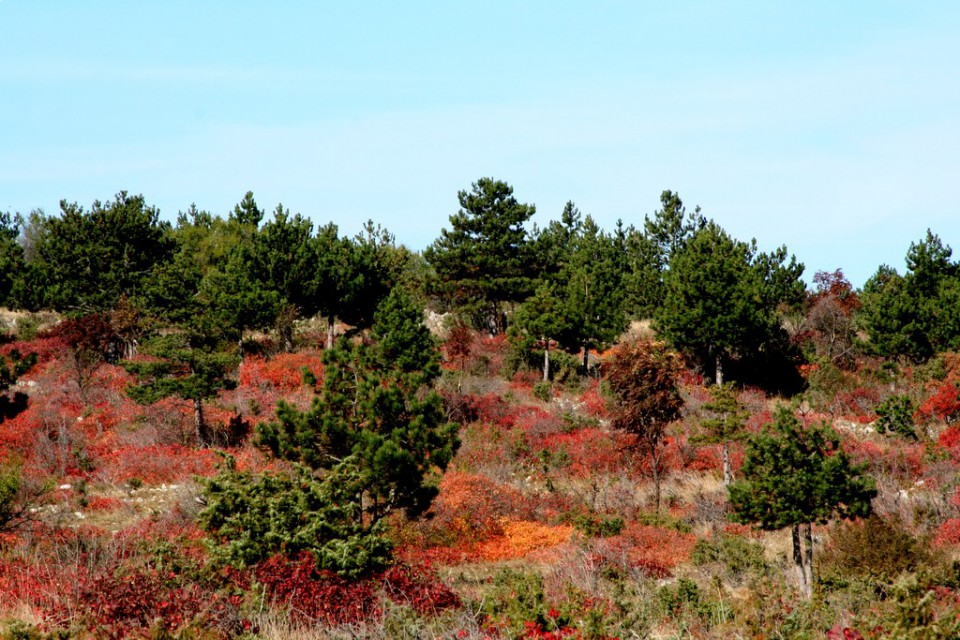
xmin=2 ymin=2 xmax=958 ymax=286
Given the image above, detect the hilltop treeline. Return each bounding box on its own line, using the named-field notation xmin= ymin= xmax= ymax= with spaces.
xmin=0 ymin=179 xmax=956 ymax=380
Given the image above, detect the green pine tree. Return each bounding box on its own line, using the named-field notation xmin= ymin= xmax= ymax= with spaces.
xmin=656 ymin=221 xmax=803 ymax=385
xmin=693 ymin=383 xmax=748 ymax=485
xmin=729 ymin=406 xmax=876 ymax=598
xmin=124 ymin=332 xmax=239 ymax=447
xmin=425 ymin=177 xmax=536 ymax=334
xmin=203 ymin=291 xmax=458 ymax=576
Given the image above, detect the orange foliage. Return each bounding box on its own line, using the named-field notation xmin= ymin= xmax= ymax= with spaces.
xmin=428 ymin=471 xmax=533 ymax=541
xmin=97 ymin=445 xmax=218 ymax=484
xmin=238 ymin=351 xmax=324 ymax=393
xmin=617 ymin=522 xmax=697 ymax=569
xmin=472 ymin=519 xmax=573 ymax=562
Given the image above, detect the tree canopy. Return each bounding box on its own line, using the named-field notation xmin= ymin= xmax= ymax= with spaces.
xmin=425 ymin=177 xmax=536 ymax=333
xmin=860 ymin=230 xmax=960 ymax=361
xmin=22 ymin=193 xmax=174 ymax=314
xmin=656 ymin=221 xmax=804 ymax=384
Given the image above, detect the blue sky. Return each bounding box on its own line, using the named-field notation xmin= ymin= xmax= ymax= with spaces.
xmin=2 ymin=2 xmax=958 ymax=286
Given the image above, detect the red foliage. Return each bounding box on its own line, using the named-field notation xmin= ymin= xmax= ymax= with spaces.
xmin=379 ymin=563 xmax=461 ymax=615
xmin=835 ymin=386 xmax=880 ymax=422
xmin=934 ymin=518 xmax=960 ymax=547
xmin=534 ymin=427 xmax=632 ymax=477
xmin=684 ymin=443 xmax=722 ymax=473
xmin=86 ymin=496 xmax=123 ymax=512
xmin=826 ymin=624 xmax=865 ymax=640
xmin=919 ymin=382 xmax=960 ymax=425
xmin=615 ymin=522 xmax=697 ymax=570
xmin=254 ymin=553 xmax=459 ymax=624
xmin=0 ymin=336 xmax=67 ymax=367
xmin=579 ymin=380 xmax=607 ymax=418
xmin=586 ymin=536 xmax=672 ymax=579
xmin=96 ymin=444 xmax=218 ymax=484
xmin=80 ymin=567 xmax=245 ymax=639
xmin=811 ymin=269 xmax=861 ymax=314
xmin=940 ymin=425 xmax=960 ymax=450
xmin=255 ymin=553 xmax=379 ymax=625
xmin=238 ymin=351 xmax=324 ymax=393
xmin=844 ymin=439 xmax=924 ymax=484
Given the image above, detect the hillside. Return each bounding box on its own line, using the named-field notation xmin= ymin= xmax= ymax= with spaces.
xmin=1 ymin=314 xmax=960 ymax=639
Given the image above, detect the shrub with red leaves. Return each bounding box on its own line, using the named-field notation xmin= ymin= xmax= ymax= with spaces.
xmin=919 ymin=382 xmax=960 ymax=425
xmin=826 ymin=623 xmax=865 ymax=640
xmin=255 ymin=552 xmax=380 ymax=625
xmin=934 ymin=518 xmax=960 ymax=547
xmin=254 ymin=553 xmax=460 ymax=625
xmin=80 ymin=567 xmax=246 ymax=639
xmin=379 ymin=563 xmax=461 ymax=614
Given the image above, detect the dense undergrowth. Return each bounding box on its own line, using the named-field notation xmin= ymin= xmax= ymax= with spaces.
xmin=1 ymin=319 xmax=960 ymax=639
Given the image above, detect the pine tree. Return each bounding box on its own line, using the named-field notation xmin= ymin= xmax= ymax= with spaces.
xmin=656 ymin=221 xmax=803 ymax=385
xmin=425 ymin=178 xmax=536 ymax=334
xmin=693 ymin=383 xmax=748 ymax=485
xmin=124 ymin=332 xmax=239 ymax=447
xmin=24 ymin=192 xmax=175 ymax=314
xmin=198 ymin=456 xmax=392 ymax=577
xmin=729 ymin=406 xmax=876 ymax=598
xmin=516 ymin=206 xmax=627 ymax=377
xmin=203 ymin=291 xmax=459 ymax=575
xmin=860 ymin=231 xmax=960 ymax=361
xmin=0 ymin=212 xmax=24 ymax=308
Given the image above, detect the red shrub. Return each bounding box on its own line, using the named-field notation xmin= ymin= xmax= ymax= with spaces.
xmin=835 ymin=386 xmax=880 ymax=422
xmin=535 ymin=428 xmax=632 ymax=477
xmin=934 ymin=519 xmax=960 ymax=547
xmin=97 ymin=444 xmax=218 ymax=484
xmin=617 ymin=522 xmax=697 ymax=569
xmin=379 ymin=563 xmax=461 ymax=614
xmin=579 ymin=381 xmax=607 ymax=418
xmin=939 ymin=424 xmax=960 ymax=450
xmin=80 ymin=567 xmax=245 ymax=639
xmin=86 ymin=497 xmax=123 ymax=512
xmin=919 ymin=382 xmax=960 ymax=425
xmin=587 ymin=536 xmax=671 ymax=579
xmin=255 ymin=553 xmax=379 ymax=625
xmin=238 ymin=351 xmax=324 ymax=393
xmin=1 ymin=336 xmax=67 ymax=367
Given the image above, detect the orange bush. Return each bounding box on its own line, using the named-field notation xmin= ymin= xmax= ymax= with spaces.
xmin=428 ymin=471 xmax=533 ymax=542
xmin=617 ymin=522 xmax=697 ymax=569
xmin=472 ymin=519 xmax=573 ymax=562
xmin=238 ymin=351 xmax=324 ymax=393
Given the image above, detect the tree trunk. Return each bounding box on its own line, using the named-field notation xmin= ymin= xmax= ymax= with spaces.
xmin=715 ymin=351 xmax=724 ymax=386
xmin=791 ymin=522 xmax=814 ymax=598
xmin=542 ymin=337 xmax=550 ymax=382
xmin=792 ymin=523 xmax=807 ymax=597
xmin=326 ymin=314 xmax=335 ymax=350
xmin=722 ymin=442 xmax=733 ymax=486
xmin=194 ymin=398 xmax=209 ymax=448
xmin=651 ymin=449 xmax=661 ymax=514
xmin=582 ymin=344 xmax=589 ymax=372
